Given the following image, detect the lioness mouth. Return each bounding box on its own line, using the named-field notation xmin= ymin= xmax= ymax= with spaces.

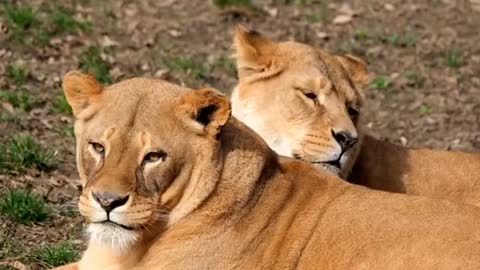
xmin=312 ymin=160 xmax=341 ymax=169
xmin=324 ymin=160 xmax=341 ymax=169
xmin=95 ymin=221 xmax=134 ymax=231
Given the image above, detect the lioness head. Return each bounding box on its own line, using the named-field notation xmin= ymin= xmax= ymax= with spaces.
xmin=63 ymin=71 xmax=231 ymax=252
xmin=231 ymin=26 xmax=369 ymax=178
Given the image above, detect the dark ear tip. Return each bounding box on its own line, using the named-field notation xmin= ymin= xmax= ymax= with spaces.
xmin=235 ymin=24 xmax=262 ymax=38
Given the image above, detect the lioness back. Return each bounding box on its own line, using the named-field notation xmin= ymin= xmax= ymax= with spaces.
xmin=60 ymin=72 xmax=480 ymax=270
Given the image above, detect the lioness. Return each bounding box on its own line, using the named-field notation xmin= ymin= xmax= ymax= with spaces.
xmin=231 ymin=26 xmax=480 ymax=206
xmin=56 ymin=71 xmax=480 ymax=270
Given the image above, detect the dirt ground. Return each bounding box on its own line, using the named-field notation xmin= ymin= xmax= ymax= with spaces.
xmin=0 ymin=0 xmax=479 ymax=269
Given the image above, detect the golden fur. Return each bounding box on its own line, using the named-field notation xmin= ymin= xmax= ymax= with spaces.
xmin=231 ymin=26 xmax=368 ymax=178
xmin=54 ymin=72 xmax=480 ymax=270
xmin=230 ymin=26 xmax=480 ymax=206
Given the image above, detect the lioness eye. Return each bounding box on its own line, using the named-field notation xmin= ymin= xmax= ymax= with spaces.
xmin=143 ymin=151 xmax=167 ymax=163
xmin=303 ymin=92 xmax=317 ymax=100
xmin=90 ymin=142 xmax=105 ymax=155
xmin=348 ymin=107 xmax=359 ymax=117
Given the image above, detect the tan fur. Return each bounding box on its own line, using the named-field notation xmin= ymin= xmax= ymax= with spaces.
xmin=55 ymin=72 xmax=480 ymax=270
xmin=231 ymin=26 xmax=480 ymax=207
xmin=232 ymin=25 xmax=366 ymax=178
xmin=350 ymin=135 xmax=480 ymax=206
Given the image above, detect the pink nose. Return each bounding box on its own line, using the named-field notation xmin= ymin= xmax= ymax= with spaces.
xmin=92 ymin=191 xmax=129 ymax=212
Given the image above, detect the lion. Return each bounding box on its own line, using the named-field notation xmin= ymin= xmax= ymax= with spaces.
xmin=230 ymin=25 xmax=480 ymax=206
xmin=53 ymin=71 xmax=480 ymax=270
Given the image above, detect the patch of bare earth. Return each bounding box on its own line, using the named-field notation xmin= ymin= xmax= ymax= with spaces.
xmin=0 ymin=0 xmax=478 ymax=269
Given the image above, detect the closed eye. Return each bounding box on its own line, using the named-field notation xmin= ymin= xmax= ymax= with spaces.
xmin=303 ymin=92 xmax=317 ymax=100
xmin=143 ymin=151 xmax=167 ymax=164
xmin=89 ymin=141 xmax=105 ymax=155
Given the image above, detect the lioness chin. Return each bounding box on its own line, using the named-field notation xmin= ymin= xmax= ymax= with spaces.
xmin=231 ymin=25 xmax=480 ymax=206
xmin=54 ymin=71 xmax=480 ymax=270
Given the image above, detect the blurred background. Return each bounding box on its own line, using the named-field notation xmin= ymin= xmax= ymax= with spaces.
xmin=0 ymin=0 xmax=479 ymax=269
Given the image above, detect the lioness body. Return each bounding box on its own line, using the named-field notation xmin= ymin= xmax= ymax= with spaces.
xmin=231 ymin=26 xmax=480 ymax=206
xmin=351 ymin=135 xmax=480 ymax=205
xmin=58 ymin=73 xmax=480 ymax=270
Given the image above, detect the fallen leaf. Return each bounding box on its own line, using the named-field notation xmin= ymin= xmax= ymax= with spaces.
xmin=384 ymin=3 xmax=394 ymax=11
xmin=316 ymin=31 xmax=329 ymax=39
xmin=154 ymin=69 xmax=170 ymax=79
xmin=1 ymin=101 xmax=14 ymax=113
xmin=333 ymin=14 xmax=352 ymax=25
xmin=101 ymin=35 xmax=119 ymax=47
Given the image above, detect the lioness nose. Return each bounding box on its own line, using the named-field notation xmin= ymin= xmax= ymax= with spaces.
xmin=332 ymin=130 xmax=358 ymax=152
xmin=92 ymin=191 xmax=129 ymax=212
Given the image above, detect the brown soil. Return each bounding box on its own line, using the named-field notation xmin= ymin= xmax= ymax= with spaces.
xmin=0 ymin=0 xmax=479 ymax=269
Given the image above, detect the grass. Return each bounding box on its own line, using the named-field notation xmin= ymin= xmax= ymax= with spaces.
xmin=420 ymin=104 xmax=432 ymax=114
xmin=5 ymin=64 xmax=28 ymax=85
xmin=57 ymin=126 xmax=75 ymax=137
xmin=51 ymin=6 xmax=91 ymax=34
xmin=405 ymin=72 xmax=426 ymax=88
xmin=444 ymin=49 xmax=463 ymax=68
xmin=0 ymin=112 xmax=22 ymax=125
xmin=306 ymin=1 xmax=329 ymax=23
xmin=0 ymin=135 xmax=55 ymax=174
xmin=166 ymin=57 xmax=207 ymax=80
xmin=79 ymin=47 xmax=112 ymax=84
xmin=54 ymin=94 xmax=73 ymax=114
xmin=34 ymin=241 xmax=79 ymax=267
xmin=212 ymin=0 xmax=252 ymax=9
xmin=4 ymin=2 xmax=37 ymax=32
xmin=385 ymin=33 xmax=416 ymax=48
xmin=0 ymin=189 xmax=49 ymax=224
xmin=3 ymin=3 xmax=91 ymax=46
xmin=284 ymin=0 xmax=311 ymax=4
xmin=212 ymin=56 xmax=237 ymax=76
xmin=370 ymin=76 xmax=390 ymax=91
xmin=0 ymin=90 xmax=33 ymax=111
xmin=354 ymin=30 xmax=370 ymax=41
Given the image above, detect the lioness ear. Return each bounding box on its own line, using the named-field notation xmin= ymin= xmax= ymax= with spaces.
xmin=336 ymin=54 xmax=370 ymax=89
xmin=176 ymin=88 xmax=231 ymax=138
xmin=234 ymin=25 xmax=276 ymax=79
xmin=62 ymin=70 xmax=103 ymax=116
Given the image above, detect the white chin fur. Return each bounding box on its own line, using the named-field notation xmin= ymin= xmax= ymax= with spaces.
xmin=86 ymin=223 xmax=139 ymax=253
xmin=313 ymin=163 xmax=341 ymax=176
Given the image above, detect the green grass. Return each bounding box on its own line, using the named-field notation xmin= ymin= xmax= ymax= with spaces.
xmin=0 ymin=135 xmax=55 ymax=174
xmin=212 ymin=56 xmax=237 ymax=76
xmin=370 ymin=76 xmax=390 ymax=91
xmin=51 ymin=7 xmax=91 ymax=34
xmin=385 ymin=33 xmax=416 ymax=47
xmin=212 ymin=0 xmax=252 ymax=8
xmin=305 ymin=1 xmax=329 ymax=23
xmin=79 ymin=47 xmax=112 ymax=84
xmin=4 ymin=2 xmax=37 ymax=31
xmin=5 ymin=64 xmax=28 ymax=85
xmin=57 ymin=126 xmax=75 ymax=137
xmin=0 ymin=112 xmax=22 ymax=125
xmin=354 ymin=30 xmax=370 ymax=41
xmin=0 ymin=90 xmax=33 ymax=111
xmin=284 ymin=0 xmax=311 ymax=4
xmin=166 ymin=57 xmax=207 ymax=80
xmin=0 ymin=189 xmax=48 ymax=224
xmin=54 ymin=94 xmax=72 ymax=114
xmin=420 ymin=104 xmax=432 ymax=114
xmin=34 ymin=241 xmax=79 ymax=267
xmin=405 ymin=72 xmax=425 ymax=88
xmin=444 ymin=49 xmax=463 ymax=68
